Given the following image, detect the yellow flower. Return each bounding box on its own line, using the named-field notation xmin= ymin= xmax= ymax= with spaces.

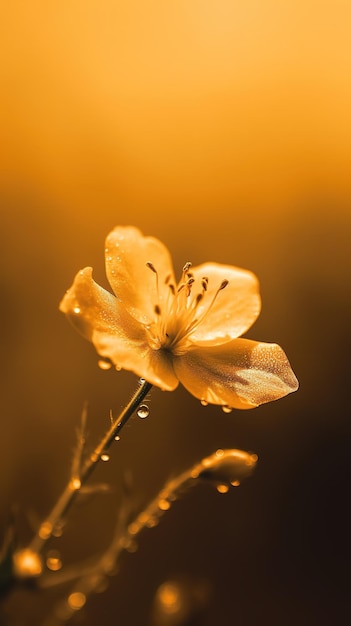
xmin=59 ymin=226 xmax=298 ymax=409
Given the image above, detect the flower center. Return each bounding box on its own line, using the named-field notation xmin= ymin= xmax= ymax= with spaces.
xmin=145 ymin=262 xmax=228 ymax=355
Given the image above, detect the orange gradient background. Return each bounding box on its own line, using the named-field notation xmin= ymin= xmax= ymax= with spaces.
xmin=1 ymin=2 xmax=350 ymax=625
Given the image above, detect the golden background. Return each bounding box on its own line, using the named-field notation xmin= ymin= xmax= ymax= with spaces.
xmin=1 ymin=2 xmax=350 ymax=624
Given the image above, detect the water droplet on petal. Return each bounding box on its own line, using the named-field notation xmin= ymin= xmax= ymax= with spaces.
xmin=231 ymin=480 xmax=241 ymax=487
xmin=101 ymin=453 xmax=110 ymax=462
xmin=98 ymin=359 xmax=112 ymax=370
xmin=139 ymin=378 xmax=146 ymax=384
xmin=115 ymin=365 xmax=122 ymax=371
xmin=73 ymin=306 xmax=81 ymax=314
xmin=222 ymin=405 xmax=233 ymax=413
xmin=216 ymin=484 xmax=230 ymax=494
xmin=200 ymin=399 xmax=209 ymax=406
xmin=137 ymin=404 xmax=150 ymax=419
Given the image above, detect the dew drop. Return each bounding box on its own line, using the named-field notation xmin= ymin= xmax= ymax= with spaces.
xmin=69 ymin=477 xmax=81 ymax=491
xmin=39 ymin=521 xmax=53 ymax=540
xmin=200 ymin=399 xmax=209 ymax=406
xmin=114 ymin=435 xmax=121 ymax=441
xmin=222 ymin=405 xmax=233 ymax=413
xmin=98 ymin=359 xmax=112 ymax=370
xmin=67 ymin=592 xmax=86 ymax=610
xmin=13 ymin=549 xmax=43 ymax=578
xmin=137 ymin=404 xmax=150 ymax=419
xmin=139 ymin=378 xmax=146 ymax=384
xmin=231 ymin=480 xmax=241 ymax=487
xmin=73 ymin=306 xmax=81 ymax=314
xmin=216 ymin=484 xmax=230 ymax=494
xmin=115 ymin=365 xmax=122 ymax=371
xmin=158 ymin=498 xmax=171 ymax=511
xmin=100 ymin=453 xmax=110 ymax=462
xmin=46 ymin=550 xmax=63 ymax=572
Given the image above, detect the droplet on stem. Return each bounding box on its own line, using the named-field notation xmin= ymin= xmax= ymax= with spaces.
xmin=137 ymin=404 xmax=150 ymax=418
xmin=100 ymin=453 xmax=110 ymax=462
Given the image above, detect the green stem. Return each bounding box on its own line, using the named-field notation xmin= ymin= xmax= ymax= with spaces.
xmin=28 ymin=379 xmax=152 ymax=555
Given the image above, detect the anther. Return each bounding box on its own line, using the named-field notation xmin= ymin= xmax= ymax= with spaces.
xmin=154 ymin=304 xmax=161 ymax=315
xmin=219 ymin=279 xmax=229 ymax=290
xmin=183 ymin=262 xmax=192 ymax=273
xmin=146 ymin=262 xmax=157 ymax=273
xmin=201 ymin=278 xmax=208 ymax=291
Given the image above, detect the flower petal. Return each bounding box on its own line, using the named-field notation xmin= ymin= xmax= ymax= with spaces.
xmin=188 ymin=263 xmax=261 ymax=345
xmin=173 ymin=338 xmax=299 ymax=409
xmin=105 ymin=226 xmax=176 ymax=325
xmin=59 ymin=267 xmax=178 ymax=390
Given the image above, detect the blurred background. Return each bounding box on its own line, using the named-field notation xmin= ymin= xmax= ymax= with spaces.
xmin=1 ymin=1 xmax=350 ymax=624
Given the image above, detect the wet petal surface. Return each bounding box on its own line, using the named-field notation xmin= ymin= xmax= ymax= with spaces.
xmin=174 ymin=338 xmax=299 ymax=409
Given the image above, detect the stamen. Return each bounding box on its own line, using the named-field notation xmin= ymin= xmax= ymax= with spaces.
xmin=180 ymin=277 xmax=230 ymax=338
xmin=201 ymin=277 xmax=208 ymax=291
xmin=146 ymin=262 xmax=157 ymax=274
xmin=185 ymin=277 xmax=195 ymax=297
xmin=181 ymin=262 xmax=192 ymax=283
xmin=154 ymin=304 xmax=161 ymax=316
xmin=146 ymin=262 xmax=160 ymax=310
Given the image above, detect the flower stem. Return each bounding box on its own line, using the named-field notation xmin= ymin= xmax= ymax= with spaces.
xmin=27 ymin=379 xmax=152 ymax=556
